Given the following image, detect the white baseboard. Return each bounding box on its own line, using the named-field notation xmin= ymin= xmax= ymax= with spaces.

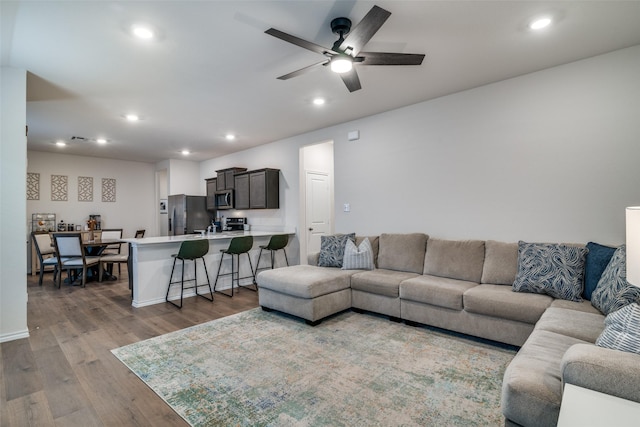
xmin=0 ymin=328 xmax=29 ymax=343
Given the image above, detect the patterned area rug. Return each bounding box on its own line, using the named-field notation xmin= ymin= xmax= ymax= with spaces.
xmin=111 ymin=309 xmax=515 ymax=426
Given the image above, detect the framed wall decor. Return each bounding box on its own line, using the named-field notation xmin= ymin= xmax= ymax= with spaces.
xmin=160 ymin=199 xmax=167 ymax=214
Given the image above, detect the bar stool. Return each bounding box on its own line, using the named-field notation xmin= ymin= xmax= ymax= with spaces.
xmin=214 ymin=236 xmax=255 ymax=297
xmin=255 ymin=234 xmax=289 ymax=276
xmin=165 ymin=239 xmax=214 ymax=309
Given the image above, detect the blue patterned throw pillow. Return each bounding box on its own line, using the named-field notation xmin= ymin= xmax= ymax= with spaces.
xmin=318 ymin=233 xmax=355 ymax=268
xmin=596 ymin=303 xmax=640 ymax=355
xmin=342 ymin=238 xmax=374 ymax=270
xmin=591 ymin=245 xmax=640 ymax=315
xmin=512 ymin=241 xmax=587 ymax=302
xmin=584 ymin=242 xmax=617 ymax=300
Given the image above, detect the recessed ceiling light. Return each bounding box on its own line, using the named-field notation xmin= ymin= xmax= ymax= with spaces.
xmin=96 ymin=138 xmax=107 ymax=144
xmin=225 ymin=134 xmax=236 ymax=141
xmin=313 ymin=98 xmax=326 ymax=106
xmin=56 ymin=141 xmax=66 ymax=147
xmin=132 ymin=25 xmax=154 ymax=40
xmin=529 ymin=17 xmax=552 ymax=30
xmin=181 ymin=150 xmax=190 ymax=155
xmin=125 ymin=114 xmax=139 ymax=122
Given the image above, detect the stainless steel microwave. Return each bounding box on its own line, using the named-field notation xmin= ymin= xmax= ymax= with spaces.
xmin=214 ymin=189 xmax=234 ymax=210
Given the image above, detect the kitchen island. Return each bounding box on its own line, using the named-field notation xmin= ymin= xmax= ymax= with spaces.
xmin=123 ymin=231 xmax=296 ymax=307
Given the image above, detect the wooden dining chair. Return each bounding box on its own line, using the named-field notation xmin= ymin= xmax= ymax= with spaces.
xmin=135 ymin=229 xmax=145 ymax=238
xmin=99 ymin=229 xmax=125 ymax=275
xmin=31 ymin=232 xmax=60 ymax=286
xmin=52 ymin=233 xmax=102 ymax=288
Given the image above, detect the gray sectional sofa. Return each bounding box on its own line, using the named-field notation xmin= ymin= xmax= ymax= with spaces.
xmin=256 ymin=233 xmax=640 ymax=426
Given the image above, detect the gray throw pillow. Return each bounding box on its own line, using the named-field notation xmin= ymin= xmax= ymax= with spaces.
xmin=342 ymin=238 xmax=374 ymax=270
xmin=591 ymin=245 xmax=640 ymax=315
xmin=596 ymin=303 xmax=640 ymax=355
xmin=512 ymin=241 xmax=587 ymax=302
xmin=318 ymin=233 xmax=355 ymax=268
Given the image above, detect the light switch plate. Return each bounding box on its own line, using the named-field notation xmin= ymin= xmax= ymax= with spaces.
xmin=343 ymin=203 xmax=350 ymax=212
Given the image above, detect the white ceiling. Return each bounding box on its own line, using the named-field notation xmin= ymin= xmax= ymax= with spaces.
xmin=3 ymin=1 xmax=640 ymax=163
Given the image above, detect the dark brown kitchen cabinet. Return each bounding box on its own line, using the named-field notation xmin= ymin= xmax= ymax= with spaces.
xmin=205 ymin=178 xmax=217 ymax=210
xmin=216 ymin=167 xmax=246 ymax=190
xmin=249 ymin=168 xmax=280 ymax=209
xmin=234 ymin=168 xmax=280 ymax=209
xmin=234 ymin=173 xmax=250 ymax=210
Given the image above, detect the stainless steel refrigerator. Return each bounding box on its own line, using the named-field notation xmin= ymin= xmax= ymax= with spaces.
xmin=168 ymin=195 xmax=213 ymax=235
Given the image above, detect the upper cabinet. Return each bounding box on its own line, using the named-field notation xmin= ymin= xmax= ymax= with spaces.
xmin=216 ymin=167 xmax=246 ymax=190
xmin=234 ymin=168 xmax=280 ymax=209
xmin=205 ymin=178 xmax=217 ymax=211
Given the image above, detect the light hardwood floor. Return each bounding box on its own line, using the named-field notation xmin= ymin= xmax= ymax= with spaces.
xmin=1 ymin=269 xmax=259 ymax=426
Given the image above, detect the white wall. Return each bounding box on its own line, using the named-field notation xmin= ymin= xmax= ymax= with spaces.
xmin=1 ymin=68 xmax=28 ymax=342
xmin=201 ymin=45 xmax=640 ymax=247
xmin=167 ymin=158 xmax=201 ymax=195
xmin=27 ymin=151 xmax=156 ymax=242
xmin=332 ymin=45 xmax=640 ymax=244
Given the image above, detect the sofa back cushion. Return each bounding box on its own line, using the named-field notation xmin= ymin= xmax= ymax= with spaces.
xmin=481 ymin=240 xmax=519 ymax=285
xmin=377 ymin=233 xmax=428 ymax=274
xmin=423 ymin=238 xmax=485 ymax=282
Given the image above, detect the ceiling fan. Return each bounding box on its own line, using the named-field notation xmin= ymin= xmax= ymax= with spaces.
xmin=265 ymin=5 xmax=425 ymax=92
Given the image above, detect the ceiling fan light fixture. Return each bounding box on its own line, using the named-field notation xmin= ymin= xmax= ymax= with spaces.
xmin=331 ymin=55 xmax=353 ymax=74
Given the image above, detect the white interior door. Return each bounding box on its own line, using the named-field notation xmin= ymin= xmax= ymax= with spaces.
xmin=305 ymin=171 xmax=331 ymax=255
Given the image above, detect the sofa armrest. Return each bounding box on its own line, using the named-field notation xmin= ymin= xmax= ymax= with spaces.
xmin=561 ymin=343 xmax=640 ymax=404
xmin=307 ymin=252 xmax=320 ymax=266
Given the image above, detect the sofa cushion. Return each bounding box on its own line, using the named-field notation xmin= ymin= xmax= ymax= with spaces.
xmin=512 ymin=241 xmax=587 ymax=302
xmin=481 ymin=240 xmax=518 ymax=285
xmin=549 ymin=299 xmax=602 ymax=315
xmin=463 ymin=284 xmax=553 ymax=324
xmin=502 ymin=330 xmax=588 ymax=427
xmin=423 ymin=238 xmax=485 ymax=283
xmin=596 ymin=303 xmax=640 ymax=354
xmin=256 ymin=265 xmax=354 ymax=299
xmin=584 ymin=242 xmax=617 ymax=300
xmin=400 ymin=275 xmax=477 ymax=310
xmin=535 ymin=307 xmax=604 ymax=343
xmin=341 ymin=238 xmax=374 ymax=271
xmin=351 ymin=269 xmax=418 ymax=298
xmin=377 ymin=233 xmax=428 ymax=274
xmin=317 ymin=233 xmax=355 ymax=268
xmin=591 ymin=245 xmax=640 ymax=315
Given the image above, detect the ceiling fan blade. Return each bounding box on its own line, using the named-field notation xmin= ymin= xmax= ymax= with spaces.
xmin=357 ymin=52 xmax=425 ymax=66
xmin=339 ymin=5 xmax=391 ymax=56
xmin=265 ymin=28 xmax=336 ymax=56
xmin=276 ymin=60 xmax=330 ymax=80
xmin=339 ymin=68 xmax=362 ymax=92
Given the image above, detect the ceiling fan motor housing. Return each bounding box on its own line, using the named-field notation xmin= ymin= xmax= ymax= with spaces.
xmin=330 ymin=17 xmax=351 ymax=36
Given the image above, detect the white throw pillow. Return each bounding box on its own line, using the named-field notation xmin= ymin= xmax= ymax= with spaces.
xmin=341 ymin=238 xmax=374 ymax=270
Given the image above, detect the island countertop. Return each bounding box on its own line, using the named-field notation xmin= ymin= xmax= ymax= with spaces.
xmin=123 ymin=230 xmax=295 ymax=246
xmin=124 ymin=230 xmax=298 ymax=308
